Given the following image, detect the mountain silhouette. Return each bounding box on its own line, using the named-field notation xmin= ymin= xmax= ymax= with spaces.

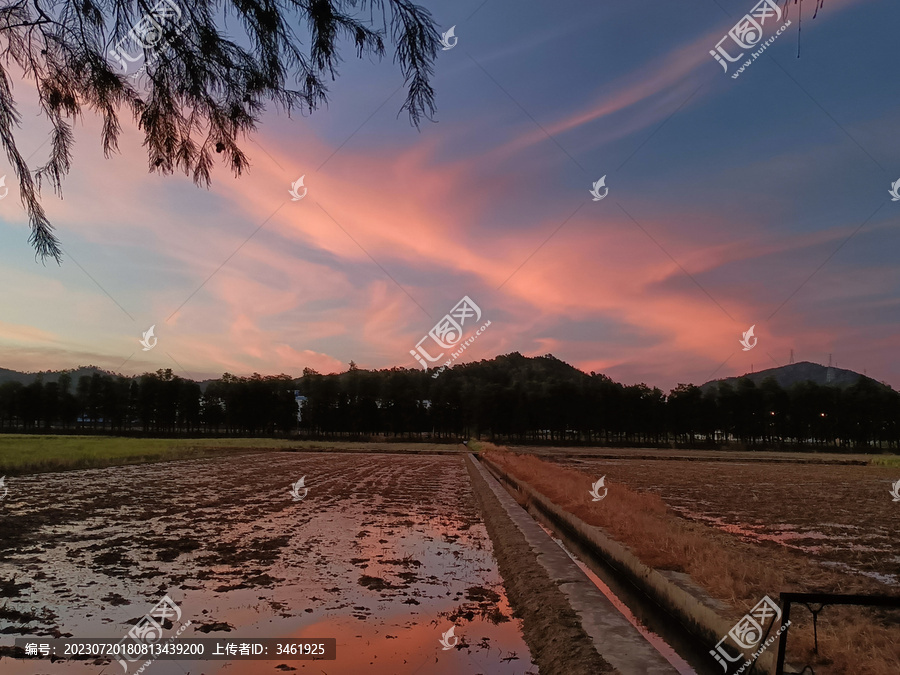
xmin=0 ymin=356 xmax=889 ymax=394
xmin=700 ymin=360 xmax=883 ymax=393
xmin=0 ymin=365 xmax=116 ymax=387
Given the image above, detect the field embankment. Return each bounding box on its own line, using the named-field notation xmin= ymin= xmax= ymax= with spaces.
xmin=510 ymin=444 xmax=900 ymax=466
xmin=465 ymin=454 xmax=617 ymax=674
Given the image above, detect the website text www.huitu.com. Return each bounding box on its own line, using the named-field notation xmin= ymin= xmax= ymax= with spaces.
xmin=430 ymin=319 xmax=491 ymax=379
xmin=731 ymin=21 xmax=791 ymax=79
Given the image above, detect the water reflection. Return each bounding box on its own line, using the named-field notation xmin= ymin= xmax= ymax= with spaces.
xmin=0 ymin=453 xmax=536 ymax=674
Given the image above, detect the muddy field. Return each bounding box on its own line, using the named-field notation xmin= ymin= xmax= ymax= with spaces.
xmin=554 ymin=455 xmax=900 ymax=587
xmin=0 ymin=452 xmax=536 ymax=674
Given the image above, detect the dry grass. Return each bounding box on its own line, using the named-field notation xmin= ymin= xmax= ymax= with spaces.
xmin=484 ymin=447 xmax=900 ymax=675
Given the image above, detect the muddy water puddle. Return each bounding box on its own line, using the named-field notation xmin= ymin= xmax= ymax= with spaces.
xmin=0 ymin=452 xmax=535 ymax=674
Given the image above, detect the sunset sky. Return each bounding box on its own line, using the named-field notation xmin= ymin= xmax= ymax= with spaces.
xmin=1 ymin=0 xmax=898 ymax=391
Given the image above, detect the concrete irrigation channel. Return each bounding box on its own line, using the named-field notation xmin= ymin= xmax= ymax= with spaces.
xmin=470 ymin=453 xmax=784 ymax=675
xmin=466 ymin=453 xmax=691 ymax=675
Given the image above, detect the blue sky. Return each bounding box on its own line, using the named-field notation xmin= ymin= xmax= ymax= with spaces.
xmin=1 ymin=0 xmax=898 ymax=390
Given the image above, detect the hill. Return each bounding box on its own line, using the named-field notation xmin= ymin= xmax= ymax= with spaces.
xmin=699 ymin=361 xmax=884 ymax=393
xmin=0 ymin=356 xmax=892 ymax=396
xmin=0 ymin=365 xmax=117 ymax=387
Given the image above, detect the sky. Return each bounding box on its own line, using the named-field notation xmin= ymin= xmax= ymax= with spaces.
xmin=1 ymin=0 xmax=899 ymax=391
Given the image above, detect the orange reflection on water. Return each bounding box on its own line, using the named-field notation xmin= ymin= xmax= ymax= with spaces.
xmin=214 ymin=610 xmax=531 ymax=675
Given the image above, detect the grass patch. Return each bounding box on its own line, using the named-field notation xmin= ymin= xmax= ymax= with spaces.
xmin=0 ymin=435 xmax=300 ymax=475
xmin=870 ymin=455 xmax=900 ymax=467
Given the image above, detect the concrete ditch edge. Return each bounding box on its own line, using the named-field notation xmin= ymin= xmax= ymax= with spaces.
xmin=466 ymin=453 xmax=679 ymax=675
xmin=479 ymin=454 xmax=787 ymax=675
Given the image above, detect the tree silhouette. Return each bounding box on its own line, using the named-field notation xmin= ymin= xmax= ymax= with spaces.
xmin=1 ymin=355 xmax=897 ymax=449
xmin=0 ymin=0 xmax=440 ymax=261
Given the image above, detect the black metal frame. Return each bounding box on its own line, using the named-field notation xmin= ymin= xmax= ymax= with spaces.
xmin=775 ymin=592 xmax=900 ymax=675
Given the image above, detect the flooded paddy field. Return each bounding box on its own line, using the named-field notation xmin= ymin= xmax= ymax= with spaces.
xmin=553 ymin=454 xmax=900 ymax=587
xmin=0 ymin=452 xmax=535 ymax=674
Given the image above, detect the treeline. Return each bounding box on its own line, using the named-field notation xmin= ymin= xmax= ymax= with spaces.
xmin=0 ymin=369 xmax=297 ymax=434
xmin=1 ymin=354 xmax=898 ymax=449
xmin=300 ymin=355 xmax=900 ymax=449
